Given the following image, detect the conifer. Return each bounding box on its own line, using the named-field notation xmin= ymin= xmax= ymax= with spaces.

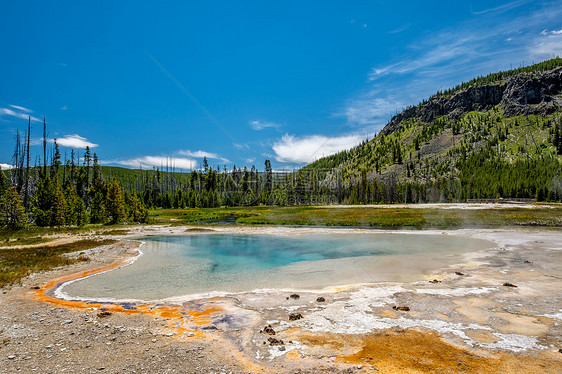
xmin=0 ymin=187 xmax=27 ymax=229
xmin=106 ymin=179 xmax=126 ymax=224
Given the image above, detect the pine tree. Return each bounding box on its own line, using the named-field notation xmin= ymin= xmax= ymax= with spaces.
xmin=50 ymin=177 xmax=67 ymax=226
xmin=34 ymin=177 xmax=54 ymax=226
xmin=64 ymin=184 xmax=88 ymax=225
xmin=51 ymin=140 xmax=61 ymax=179
xmin=0 ymin=187 xmax=27 ymax=229
xmin=90 ymin=190 xmax=107 ymax=224
xmin=0 ymin=166 xmax=8 ymax=196
xmin=203 ymin=156 xmax=208 ymax=173
xmin=127 ymin=191 xmax=148 ymax=223
xmin=106 ymin=179 xmax=126 ymax=224
xmin=92 ymin=153 xmax=102 ymax=186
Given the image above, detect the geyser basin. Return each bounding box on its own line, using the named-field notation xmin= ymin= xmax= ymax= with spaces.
xmin=61 ymin=231 xmax=494 ymax=301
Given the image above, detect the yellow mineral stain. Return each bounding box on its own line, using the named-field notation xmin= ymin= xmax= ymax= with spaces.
xmin=32 ymin=249 xmax=222 ymax=338
xmin=331 ymin=329 xmax=562 ymax=374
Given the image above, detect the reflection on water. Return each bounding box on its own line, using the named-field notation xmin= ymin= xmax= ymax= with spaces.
xmin=62 ymin=232 xmax=493 ymax=301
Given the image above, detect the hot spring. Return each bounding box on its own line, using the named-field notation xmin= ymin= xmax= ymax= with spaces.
xmin=60 ymin=231 xmax=494 ymax=302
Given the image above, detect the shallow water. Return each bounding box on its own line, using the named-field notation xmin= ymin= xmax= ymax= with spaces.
xmin=62 ymin=232 xmax=494 ymax=301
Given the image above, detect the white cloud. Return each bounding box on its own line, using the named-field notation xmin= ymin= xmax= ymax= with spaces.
xmin=388 ymin=23 xmax=411 ymax=34
xmin=54 ymin=135 xmax=98 ymax=149
xmin=342 ymin=1 xmax=562 ymax=131
xmin=0 ymin=107 xmax=41 ymax=122
xmin=61 ymin=105 xmax=68 ymax=111
xmin=233 ymin=142 xmax=250 ymax=150
xmin=273 ymin=133 xmax=363 ymax=164
xmin=9 ymin=105 xmax=32 ymax=113
xmin=111 ymin=156 xmax=196 ymax=170
xmin=178 ymin=149 xmax=229 ymax=163
xmin=470 ymin=0 xmax=530 ymax=15
xmin=249 ymin=120 xmax=281 ymax=130
xmin=368 ymin=3 xmax=562 ymax=82
xmin=368 ymin=36 xmax=476 ymax=81
xmin=344 ymin=96 xmax=407 ymax=125
xmin=0 ymin=163 xmax=14 ymax=170
xmin=530 ymin=32 xmax=562 ymax=60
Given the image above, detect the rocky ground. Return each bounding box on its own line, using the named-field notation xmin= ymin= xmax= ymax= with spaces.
xmin=1 ymin=225 xmax=561 ymax=373
xmin=0 ymin=236 xmax=247 ymax=373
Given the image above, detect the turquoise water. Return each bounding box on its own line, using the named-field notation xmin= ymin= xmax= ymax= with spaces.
xmin=62 ymin=232 xmax=493 ymax=301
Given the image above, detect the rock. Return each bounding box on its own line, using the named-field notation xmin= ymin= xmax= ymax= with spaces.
xmin=393 ymin=306 xmax=410 ymax=312
xmin=289 ymin=294 xmax=300 ymax=300
xmin=7 ymin=355 xmax=15 ymax=360
xmin=429 ymin=279 xmax=441 ymax=284
xmin=97 ymin=311 xmax=112 ymax=318
xmin=63 ymin=320 xmax=73 ymax=324
xmin=289 ymin=313 xmax=303 ymax=321
xmin=381 ymin=66 xmax=562 ymax=136
xmin=524 ymin=260 xmax=533 ymax=264
xmin=316 ymin=297 xmax=326 ymax=302
xmin=267 ymin=337 xmax=284 ymax=346
xmin=503 ymin=282 xmax=518 ymax=287
xmin=261 ymin=325 xmax=276 ymax=335
xmin=455 ymin=272 xmax=465 ymax=276
xmin=30 ymin=286 xmax=40 ymax=290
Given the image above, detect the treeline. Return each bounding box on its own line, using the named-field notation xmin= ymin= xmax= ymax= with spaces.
xmin=2 ymin=103 xmax=562 ymax=230
xmin=0 ymin=118 xmax=148 ymax=229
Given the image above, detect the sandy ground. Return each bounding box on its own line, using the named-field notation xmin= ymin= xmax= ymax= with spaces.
xmin=1 ymin=225 xmax=561 ymax=373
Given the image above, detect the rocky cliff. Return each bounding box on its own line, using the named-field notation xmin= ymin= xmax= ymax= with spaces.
xmin=381 ymin=67 xmax=562 ymax=135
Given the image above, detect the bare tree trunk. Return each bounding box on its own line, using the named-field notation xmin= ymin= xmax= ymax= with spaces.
xmin=24 ymin=116 xmax=31 ymax=208
xmin=43 ymin=116 xmax=47 ymax=178
xmin=13 ymin=130 xmax=24 ymax=192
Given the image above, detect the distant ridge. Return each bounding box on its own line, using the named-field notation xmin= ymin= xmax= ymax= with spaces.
xmin=382 ymin=58 xmax=562 ymax=135
xmin=306 ymin=58 xmax=562 ymax=202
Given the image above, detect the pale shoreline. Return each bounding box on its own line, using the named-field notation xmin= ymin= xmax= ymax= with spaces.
xmin=1 ymin=224 xmax=561 ymax=373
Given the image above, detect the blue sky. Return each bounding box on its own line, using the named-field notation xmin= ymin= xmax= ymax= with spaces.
xmin=1 ymin=1 xmax=561 ymax=171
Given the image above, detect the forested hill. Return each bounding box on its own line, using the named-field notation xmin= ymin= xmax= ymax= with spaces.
xmin=382 ymin=58 xmax=562 ymax=135
xmin=306 ymin=58 xmax=562 ymax=202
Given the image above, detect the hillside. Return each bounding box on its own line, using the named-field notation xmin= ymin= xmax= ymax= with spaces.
xmin=306 ymin=58 xmax=562 ymax=202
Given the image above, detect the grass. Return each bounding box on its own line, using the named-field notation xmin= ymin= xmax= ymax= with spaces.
xmin=0 ymin=226 xmax=92 ymax=242
xmin=0 ymin=236 xmax=54 ymax=247
xmin=149 ymin=207 xmax=261 ymax=225
xmin=149 ymin=205 xmax=562 ymax=228
xmin=95 ymin=229 xmax=130 ymax=236
xmin=0 ymin=239 xmax=117 ymax=288
xmin=0 ymin=224 xmax=135 ymax=243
